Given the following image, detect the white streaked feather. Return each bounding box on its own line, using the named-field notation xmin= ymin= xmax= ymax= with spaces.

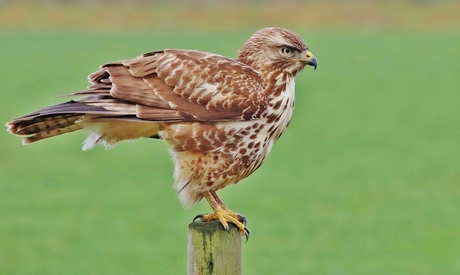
xmin=82 ymin=132 xmax=102 ymax=150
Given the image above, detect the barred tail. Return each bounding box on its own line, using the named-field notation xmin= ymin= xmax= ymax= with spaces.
xmin=6 ymin=114 xmax=84 ymax=144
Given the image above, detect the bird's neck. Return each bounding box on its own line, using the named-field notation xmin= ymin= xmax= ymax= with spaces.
xmin=261 ymin=71 xmax=296 ymax=141
xmin=260 ymin=68 xmax=294 ymax=100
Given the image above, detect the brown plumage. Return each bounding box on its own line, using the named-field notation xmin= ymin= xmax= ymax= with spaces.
xmin=6 ymin=27 xmax=317 ymax=237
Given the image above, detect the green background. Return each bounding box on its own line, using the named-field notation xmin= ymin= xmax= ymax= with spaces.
xmin=1 ymin=2 xmax=459 ymax=274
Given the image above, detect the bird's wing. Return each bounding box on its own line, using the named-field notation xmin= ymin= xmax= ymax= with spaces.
xmin=67 ymin=49 xmax=267 ymax=123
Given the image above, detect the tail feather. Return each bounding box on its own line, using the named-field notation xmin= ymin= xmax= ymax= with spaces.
xmin=22 ymin=124 xmax=83 ymax=144
xmin=7 ymin=114 xmax=84 ymax=144
xmin=7 ymin=112 xmax=162 ymax=147
xmin=6 ymin=96 xmax=137 ymax=145
xmin=13 ymin=114 xmax=82 ymax=135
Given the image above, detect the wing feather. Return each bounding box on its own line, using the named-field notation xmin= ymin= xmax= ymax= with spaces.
xmin=112 ymin=49 xmax=267 ymax=122
xmin=105 ymin=65 xmax=170 ymax=108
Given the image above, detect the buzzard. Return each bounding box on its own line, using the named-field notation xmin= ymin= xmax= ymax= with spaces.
xmin=6 ymin=27 xmax=317 ymax=238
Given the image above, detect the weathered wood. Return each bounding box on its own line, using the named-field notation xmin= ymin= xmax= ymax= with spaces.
xmin=188 ymin=220 xmax=242 ymax=275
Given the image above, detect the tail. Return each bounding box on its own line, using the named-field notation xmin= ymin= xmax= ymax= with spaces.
xmin=6 ymin=100 xmax=162 ymax=149
xmin=6 ymin=68 xmax=119 ymax=145
xmin=6 ymin=112 xmax=84 ymax=145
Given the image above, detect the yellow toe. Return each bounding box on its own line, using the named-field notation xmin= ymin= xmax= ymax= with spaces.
xmin=200 ymin=209 xmax=247 ymax=236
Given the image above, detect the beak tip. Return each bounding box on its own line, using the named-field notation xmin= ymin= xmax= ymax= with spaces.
xmin=307 ymin=57 xmax=317 ymax=70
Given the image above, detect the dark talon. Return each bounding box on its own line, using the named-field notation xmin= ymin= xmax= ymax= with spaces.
xmin=192 ymin=213 xmax=207 ymax=222
xmin=244 ymin=227 xmax=250 ymax=243
xmin=236 ymin=214 xmax=247 ymax=226
xmin=236 ymin=213 xmax=249 ymax=242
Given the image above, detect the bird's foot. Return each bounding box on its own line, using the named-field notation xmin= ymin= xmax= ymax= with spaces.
xmin=193 ymin=210 xmax=250 ymax=241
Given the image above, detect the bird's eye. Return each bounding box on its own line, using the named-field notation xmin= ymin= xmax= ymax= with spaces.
xmin=281 ymin=47 xmax=293 ymax=55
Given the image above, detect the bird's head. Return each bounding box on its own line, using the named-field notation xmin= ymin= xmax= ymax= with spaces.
xmin=237 ymin=27 xmax=317 ymax=79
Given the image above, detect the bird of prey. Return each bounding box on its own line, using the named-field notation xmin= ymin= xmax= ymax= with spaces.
xmin=6 ymin=27 xmax=317 ymax=238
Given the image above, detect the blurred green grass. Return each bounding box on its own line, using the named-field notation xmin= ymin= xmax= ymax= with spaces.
xmin=1 ymin=29 xmax=459 ymax=274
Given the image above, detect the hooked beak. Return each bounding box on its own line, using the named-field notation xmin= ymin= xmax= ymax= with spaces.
xmin=303 ymin=50 xmax=317 ymax=70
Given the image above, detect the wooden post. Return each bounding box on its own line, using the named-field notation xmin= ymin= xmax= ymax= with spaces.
xmin=188 ymin=220 xmax=242 ymax=275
